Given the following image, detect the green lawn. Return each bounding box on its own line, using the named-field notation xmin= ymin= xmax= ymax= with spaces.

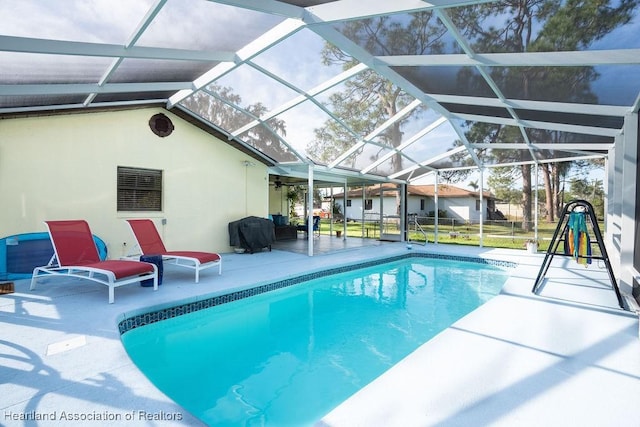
xmin=318 ymin=218 xmax=605 ymax=253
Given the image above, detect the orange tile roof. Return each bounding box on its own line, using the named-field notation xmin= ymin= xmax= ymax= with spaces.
xmin=332 ymin=184 xmax=495 ymax=199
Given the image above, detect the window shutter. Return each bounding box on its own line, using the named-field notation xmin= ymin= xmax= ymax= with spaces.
xmin=117 ymin=167 xmax=162 ymax=211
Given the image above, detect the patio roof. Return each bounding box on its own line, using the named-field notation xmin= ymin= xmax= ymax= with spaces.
xmin=1 ymin=0 xmax=639 ymax=184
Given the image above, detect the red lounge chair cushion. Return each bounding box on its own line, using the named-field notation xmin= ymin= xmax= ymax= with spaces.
xmin=164 ymin=251 xmax=221 ymax=264
xmin=82 ymin=260 xmax=155 ymax=280
xmin=126 ymin=219 xmax=168 ymax=254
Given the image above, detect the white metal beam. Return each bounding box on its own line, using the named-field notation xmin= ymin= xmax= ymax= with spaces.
xmin=361 ymin=116 xmax=448 ymax=174
xmin=0 ymin=98 xmax=166 ymax=115
xmin=305 ymin=0 xmax=431 ymax=24
xmin=428 ymin=93 xmax=631 ymax=117
xmin=168 ymin=18 xmax=305 ymax=108
xmin=88 ymin=0 xmax=170 ymax=106
xmin=429 ymin=152 xmax=607 ymax=173
xmin=200 ymin=88 xmax=310 ymax=163
xmin=0 ymin=82 xmax=191 ymax=96
xmin=377 ymin=49 xmax=640 ymax=68
xmin=472 ymin=143 xmax=614 ymax=150
xmin=230 ymin=63 xmax=367 ymax=137
xmin=453 ymin=113 xmax=622 ymax=137
xmin=205 ymin=0 xmax=304 ymax=18
xmin=437 ymin=8 xmax=536 ymax=162
xmin=304 ymin=0 xmax=496 ymax=23
xmin=313 ymin=23 xmax=482 ymax=169
xmin=0 ymin=35 xmax=233 ymax=62
xmin=389 ymin=145 xmax=467 ymax=179
xmin=328 ymin=99 xmax=423 ymax=168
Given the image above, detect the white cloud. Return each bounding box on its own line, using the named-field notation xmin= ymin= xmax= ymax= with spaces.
xmin=0 ymin=0 xmax=152 ymax=43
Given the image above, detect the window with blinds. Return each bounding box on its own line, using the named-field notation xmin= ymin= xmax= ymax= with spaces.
xmin=117 ymin=166 xmax=162 ymax=211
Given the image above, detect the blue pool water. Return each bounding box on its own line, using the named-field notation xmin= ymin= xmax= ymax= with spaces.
xmin=121 ymin=257 xmax=509 ymax=426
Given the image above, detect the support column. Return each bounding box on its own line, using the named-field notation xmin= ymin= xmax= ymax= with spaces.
xmin=379 ymin=183 xmax=384 ymax=241
xmin=619 ymin=113 xmax=638 ymax=296
xmin=401 ymin=183 xmax=407 ymax=242
xmin=479 ymin=168 xmax=484 ymax=248
xmin=610 ymin=134 xmax=624 ymax=257
xmin=329 ymin=186 xmax=334 ymax=236
xmin=434 ymin=173 xmax=439 ymax=244
xmin=361 ymin=186 xmax=366 ymax=237
xmin=343 ymin=182 xmax=347 ymax=240
xmin=307 ymin=165 xmax=314 ymax=257
xmin=534 ymin=164 xmax=539 ymax=242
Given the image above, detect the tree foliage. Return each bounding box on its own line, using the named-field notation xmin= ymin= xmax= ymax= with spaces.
xmin=487 ymin=167 xmax=523 ymax=204
xmin=450 ymin=0 xmax=636 ymax=229
xmin=568 ymin=177 xmax=605 ymax=218
xmin=182 ymin=84 xmax=294 ymax=161
xmin=308 ymin=12 xmax=447 ymax=172
xmin=304 ymin=1 xmax=635 ymax=229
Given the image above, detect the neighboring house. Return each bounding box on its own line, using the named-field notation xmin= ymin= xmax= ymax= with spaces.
xmin=331 ymin=184 xmax=498 ymax=222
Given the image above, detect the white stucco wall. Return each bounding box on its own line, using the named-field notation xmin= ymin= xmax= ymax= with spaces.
xmin=442 ymin=198 xmax=478 ymax=222
xmin=336 ymin=195 xmax=484 ymax=222
xmin=0 ymin=107 xmax=268 ymax=256
xmin=337 ymin=196 xmax=396 ymax=221
xmin=268 ymin=186 xmax=288 ymax=217
xmin=407 ymin=197 xmax=434 ymax=216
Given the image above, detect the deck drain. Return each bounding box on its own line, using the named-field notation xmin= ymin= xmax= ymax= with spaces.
xmin=46 ymin=336 xmax=87 ymax=356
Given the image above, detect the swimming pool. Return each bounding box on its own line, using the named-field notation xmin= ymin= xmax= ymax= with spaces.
xmin=120 ymin=255 xmax=511 ymax=426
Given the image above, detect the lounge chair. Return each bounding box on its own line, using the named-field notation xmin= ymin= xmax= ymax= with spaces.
xmin=31 ymin=220 xmax=158 ymax=304
xmin=125 ymin=219 xmax=221 ymax=282
xmin=297 ymin=215 xmax=321 ymax=238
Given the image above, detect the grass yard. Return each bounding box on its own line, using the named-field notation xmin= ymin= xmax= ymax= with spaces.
xmin=318 ymin=218 xmax=606 ymax=254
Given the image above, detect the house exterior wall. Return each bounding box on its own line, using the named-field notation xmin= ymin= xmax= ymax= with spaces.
xmin=407 ymin=197 xmax=434 ymax=216
xmin=269 ymin=186 xmax=289 ymax=218
xmin=442 ymin=198 xmax=484 ymax=222
xmin=335 ymin=194 xmax=485 ymax=222
xmin=336 ymin=195 xmax=397 ymax=221
xmin=0 ymin=107 xmax=268 ymax=256
xmin=340 ymin=197 xmax=365 ymax=221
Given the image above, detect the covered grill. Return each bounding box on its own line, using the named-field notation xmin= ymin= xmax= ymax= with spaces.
xmin=228 ymin=216 xmax=275 ymax=254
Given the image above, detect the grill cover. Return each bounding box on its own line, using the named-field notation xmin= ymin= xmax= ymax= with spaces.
xmin=228 ymin=216 xmax=275 ymax=253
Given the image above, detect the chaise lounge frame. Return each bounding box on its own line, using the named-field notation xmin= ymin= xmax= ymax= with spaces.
xmin=31 ymin=220 xmax=158 ymax=304
xmin=125 ymin=219 xmax=222 ymax=283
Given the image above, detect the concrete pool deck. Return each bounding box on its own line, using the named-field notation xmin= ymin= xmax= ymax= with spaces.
xmin=1 ymin=242 xmax=638 ymax=426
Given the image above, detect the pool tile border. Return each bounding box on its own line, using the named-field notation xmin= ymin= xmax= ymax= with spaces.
xmin=118 ymin=252 xmax=516 ymax=335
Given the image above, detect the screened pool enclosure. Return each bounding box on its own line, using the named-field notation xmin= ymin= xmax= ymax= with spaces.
xmin=1 ymin=0 xmax=639 ymax=248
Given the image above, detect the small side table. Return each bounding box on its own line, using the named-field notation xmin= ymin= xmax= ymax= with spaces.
xmin=139 ymin=254 xmax=163 ymax=287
